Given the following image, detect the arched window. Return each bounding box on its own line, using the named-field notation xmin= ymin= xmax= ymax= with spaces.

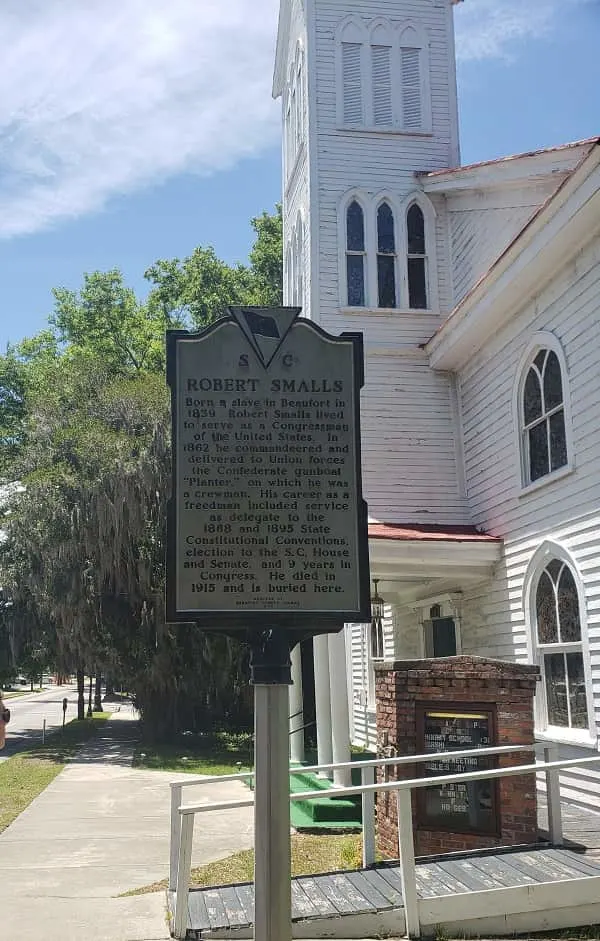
xmin=407 ymin=203 xmax=427 ymax=308
xmin=346 ymin=200 xmax=366 ymax=307
xmin=534 ymin=559 xmax=588 ymax=731
xmin=377 ymin=202 xmax=396 ymax=308
xmin=522 ymin=349 xmax=567 ymax=484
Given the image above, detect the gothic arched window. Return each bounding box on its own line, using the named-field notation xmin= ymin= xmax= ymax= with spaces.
xmin=377 ymin=202 xmax=396 ymax=308
xmin=407 ymin=203 xmax=427 ymax=309
xmin=522 ymin=349 xmax=568 ymax=484
xmin=346 ymin=200 xmax=366 ymax=307
xmin=535 ymin=559 xmax=588 ymax=730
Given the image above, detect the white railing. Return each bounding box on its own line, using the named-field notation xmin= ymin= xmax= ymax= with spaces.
xmin=170 ymin=743 xmax=541 ymax=938
xmin=172 ymin=747 xmax=600 ymax=939
xmin=169 ymin=743 xmax=533 ymax=894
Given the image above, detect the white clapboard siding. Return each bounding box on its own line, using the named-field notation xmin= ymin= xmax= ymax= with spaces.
xmin=348 ymin=605 xmax=396 ymax=749
xmin=349 ymin=622 xmax=370 ymax=747
xmin=457 ymin=233 xmax=600 ymax=808
xmin=281 ymin=0 xmax=311 ymax=318
xmin=359 ymin=352 xmax=471 ymax=524
xmin=445 ymin=165 xmax=587 ymax=308
xmin=450 ymin=204 xmax=542 ymax=307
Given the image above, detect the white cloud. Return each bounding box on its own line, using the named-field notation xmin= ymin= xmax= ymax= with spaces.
xmin=454 ymin=0 xmax=592 ymax=62
xmin=0 ymin=0 xmax=592 ymax=237
xmin=0 ymin=0 xmax=281 ymax=238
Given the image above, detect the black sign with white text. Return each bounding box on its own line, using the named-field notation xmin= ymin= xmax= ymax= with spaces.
xmin=417 ymin=705 xmax=499 ymax=835
xmin=166 ymin=308 xmax=370 ymax=630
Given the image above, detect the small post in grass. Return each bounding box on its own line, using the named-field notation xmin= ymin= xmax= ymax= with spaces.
xmin=62 ymin=697 xmax=68 ymax=732
xmin=42 ymin=718 xmax=46 ymax=744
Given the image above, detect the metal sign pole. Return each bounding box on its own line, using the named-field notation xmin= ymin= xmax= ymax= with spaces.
xmin=250 ymin=632 xmax=293 ymax=941
xmin=165 ymin=310 xmax=371 ymax=941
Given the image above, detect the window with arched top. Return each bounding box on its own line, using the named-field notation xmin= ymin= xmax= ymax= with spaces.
xmin=377 ymin=202 xmax=396 ymax=308
xmin=407 ymin=203 xmax=427 ymax=308
xmin=284 ymin=44 xmax=305 ymax=181
xmin=534 ymin=558 xmax=589 ymax=731
xmin=522 ymin=349 xmax=568 ymax=484
xmin=346 ymin=200 xmax=366 ymax=307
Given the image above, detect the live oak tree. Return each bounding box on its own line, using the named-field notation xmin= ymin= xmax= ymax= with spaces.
xmin=0 ymin=206 xmax=282 ymax=739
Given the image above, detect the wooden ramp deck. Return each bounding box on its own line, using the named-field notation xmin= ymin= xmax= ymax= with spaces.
xmin=169 ymin=845 xmax=600 ymax=939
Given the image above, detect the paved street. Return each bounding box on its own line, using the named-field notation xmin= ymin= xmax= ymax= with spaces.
xmin=0 ymin=683 xmax=79 ymax=761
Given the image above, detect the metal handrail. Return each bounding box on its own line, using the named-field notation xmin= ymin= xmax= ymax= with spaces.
xmin=168 ymin=743 xmax=532 ymax=897
xmin=168 ymin=742 xmax=532 ymax=788
xmin=177 ymin=753 xmax=600 ymax=815
xmin=170 ymin=748 xmax=600 ymax=940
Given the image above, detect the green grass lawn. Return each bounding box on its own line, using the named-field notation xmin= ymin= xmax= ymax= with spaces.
xmin=0 ymin=712 xmax=111 ymax=834
xmin=133 ymin=730 xmax=254 ymax=776
xmin=124 ymin=832 xmax=363 ymax=896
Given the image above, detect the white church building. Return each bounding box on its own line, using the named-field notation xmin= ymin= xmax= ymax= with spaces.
xmin=274 ymin=0 xmax=600 ymax=810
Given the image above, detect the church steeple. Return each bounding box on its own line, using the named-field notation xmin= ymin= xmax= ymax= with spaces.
xmin=274 ymin=0 xmax=462 ymax=324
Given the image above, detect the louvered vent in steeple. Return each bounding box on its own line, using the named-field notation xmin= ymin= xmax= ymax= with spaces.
xmin=401 ymin=47 xmax=422 ymax=129
xmin=372 ymin=45 xmax=393 ymax=127
xmin=342 ymin=42 xmax=363 ymax=125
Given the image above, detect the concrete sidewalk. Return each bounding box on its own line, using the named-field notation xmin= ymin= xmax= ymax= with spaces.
xmin=0 ymin=707 xmax=254 ymax=941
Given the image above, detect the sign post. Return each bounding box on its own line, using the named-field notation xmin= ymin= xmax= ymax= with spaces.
xmin=166 ymin=308 xmax=370 ymax=941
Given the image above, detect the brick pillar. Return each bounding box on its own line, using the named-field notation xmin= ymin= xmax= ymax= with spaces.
xmin=375 ymin=657 xmax=540 ymax=859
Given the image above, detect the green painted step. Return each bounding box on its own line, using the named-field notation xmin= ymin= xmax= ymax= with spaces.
xmin=289 ymin=770 xmax=362 ymax=831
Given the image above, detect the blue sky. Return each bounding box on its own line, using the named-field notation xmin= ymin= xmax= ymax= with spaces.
xmin=1 ymin=0 xmax=599 ymax=350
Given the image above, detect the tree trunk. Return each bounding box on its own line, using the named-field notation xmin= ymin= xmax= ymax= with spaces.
xmin=87 ymin=674 xmax=93 ymax=718
xmin=94 ymin=672 xmax=103 ymax=712
xmin=105 ymin=675 xmax=115 ymax=698
xmin=77 ymin=669 xmax=85 ymax=720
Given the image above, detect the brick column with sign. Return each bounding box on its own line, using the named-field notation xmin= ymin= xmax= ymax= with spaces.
xmin=375 ymin=657 xmax=540 ymax=858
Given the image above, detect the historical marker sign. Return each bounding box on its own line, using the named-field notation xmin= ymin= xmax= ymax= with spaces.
xmin=166 ymin=307 xmax=370 ymax=629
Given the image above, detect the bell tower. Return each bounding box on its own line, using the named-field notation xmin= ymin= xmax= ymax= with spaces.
xmin=273 ymin=0 xmax=470 ymax=530
xmin=274 ymin=0 xmax=462 ymax=327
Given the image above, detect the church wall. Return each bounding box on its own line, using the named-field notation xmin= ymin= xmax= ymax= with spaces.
xmin=449 ymin=202 xmax=541 ymax=308
xmin=443 ymin=153 xmax=590 ymax=307
xmin=457 ymin=232 xmax=600 ymax=807
xmin=281 ymin=0 xmax=311 ymax=313
xmin=360 ymin=351 xmax=470 ymax=524
xmin=348 ymin=605 xmax=396 ymax=750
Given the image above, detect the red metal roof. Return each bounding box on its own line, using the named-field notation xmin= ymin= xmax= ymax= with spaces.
xmin=368 ymin=522 xmax=501 ymax=543
xmin=418 ymin=137 xmax=599 ymax=180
